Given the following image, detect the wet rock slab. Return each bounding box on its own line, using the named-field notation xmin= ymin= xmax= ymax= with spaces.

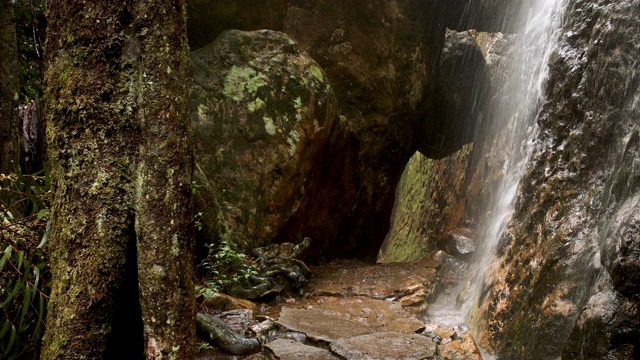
xmin=310 ymin=258 xmax=440 ymax=301
xmin=277 ymin=296 xmax=425 ymax=339
xmin=277 ymin=307 xmax=372 ymax=342
xmin=266 ymin=338 xmax=341 ymax=360
xmin=330 ymin=331 xmax=436 ymax=360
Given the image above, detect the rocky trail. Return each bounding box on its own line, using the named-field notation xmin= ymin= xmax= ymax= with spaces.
xmin=196 ymin=253 xmax=483 ymax=360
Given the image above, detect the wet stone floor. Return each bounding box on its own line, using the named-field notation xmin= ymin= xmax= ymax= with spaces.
xmin=197 ymin=253 xmax=482 ymax=360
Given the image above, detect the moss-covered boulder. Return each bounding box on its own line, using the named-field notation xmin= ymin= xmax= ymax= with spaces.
xmin=189 ymin=29 xmax=337 ymax=249
xmin=379 ymin=147 xmax=474 ymax=264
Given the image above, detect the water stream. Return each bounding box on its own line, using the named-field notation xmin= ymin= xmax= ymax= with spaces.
xmin=426 ymin=0 xmax=568 ymax=351
xmin=465 ymin=0 xmax=568 ymax=318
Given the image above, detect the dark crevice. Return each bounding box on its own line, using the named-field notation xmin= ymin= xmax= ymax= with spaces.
xmin=106 ymin=217 xmax=144 ymax=359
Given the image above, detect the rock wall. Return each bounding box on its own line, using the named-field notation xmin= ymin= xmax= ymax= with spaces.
xmin=474 ymin=1 xmax=640 ymax=358
xmin=186 ymin=0 xmax=288 ymax=50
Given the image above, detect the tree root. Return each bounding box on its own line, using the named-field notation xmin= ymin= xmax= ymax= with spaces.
xmin=196 ymin=312 xmax=260 ymax=355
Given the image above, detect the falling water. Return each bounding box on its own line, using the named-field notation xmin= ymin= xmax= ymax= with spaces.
xmin=425 ymin=0 xmax=568 ymax=349
xmin=463 ymin=0 xmax=568 ymax=336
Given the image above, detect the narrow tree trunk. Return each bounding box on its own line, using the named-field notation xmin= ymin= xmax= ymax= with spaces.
xmin=0 ymin=0 xmax=20 ymax=174
xmin=42 ymin=1 xmax=195 ymax=359
xmin=131 ymin=1 xmax=196 ymax=358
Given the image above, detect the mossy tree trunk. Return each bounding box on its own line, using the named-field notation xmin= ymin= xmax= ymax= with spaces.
xmin=0 ymin=0 xmax=20 ymax=174
xmin=42 ymin=1 xmax=195 ymax=359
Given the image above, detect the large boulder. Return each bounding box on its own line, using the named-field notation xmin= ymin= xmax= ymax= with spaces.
xmin=188 ymin=1 xmax=446 ymax=260
xmin=271 ymin=1 xmax=492 ymax=260
xmin=189 ymin=29 xmax=338 ymax=249
xmin=378 ymin=148 xmax=474 ymax=263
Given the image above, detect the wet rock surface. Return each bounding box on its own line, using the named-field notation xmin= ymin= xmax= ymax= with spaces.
xmin=277 ymin=307 xmax=373 ymax=342
xmin=472 ymin=1 xmax=640 ymax=358
xmin=266 ymin=338 xmax=340 ymax=360
xmin=278 ymin=297 xmax=426 ymax=337
xmin=331 ymin=332 xmax=437 ymax=360
xmin=309 ymin=258 xmax=439 ymax=303
xmin=379 ymin=148 xmax=476 ymax=264
xmin=380 ymin=31 xmax=516 ymax=266
xmin=196 ymin=255 xmax=482 ymax=359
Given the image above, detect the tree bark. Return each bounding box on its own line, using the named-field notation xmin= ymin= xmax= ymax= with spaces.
xmin=42 ymin=1 xmax=195 ymax=359
xmin=0 ymin=0 xmax=20 ymax=174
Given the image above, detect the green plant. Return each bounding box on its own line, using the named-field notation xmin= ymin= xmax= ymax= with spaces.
xmin=14 ymin=0 xmax=46 ymax=103
xmin=0 ymin=171 xmax=51 ymax=359
xmin=191 ymin=181 xmax=204 ymax=231
xmin=194 ymin=341 xmax=216 ymax=353
xmin=197 ymin=234 xmax=260 ymax=294
xmin=194 ymin=212 xmax=203 ymax=231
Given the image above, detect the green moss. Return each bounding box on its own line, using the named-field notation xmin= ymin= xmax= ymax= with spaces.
xmin=380 ymin=152 xmax=434 ymax=263
xmin=309 ymin=65 xmax=325 ymax=83
xmin=223 ymin=66 xmax=267 ymax=102
xmin=197 ymin=103 xmax=208 ymax=120
xmin=293 ymin=97 xmax=304 ymax=122
xmin=286 ymin=129 xmax=301 ymax=156
xmin=248 ymin=98 xmax=266 ymax=113
xmin=263 ymin=116 xmax=276 ymax=136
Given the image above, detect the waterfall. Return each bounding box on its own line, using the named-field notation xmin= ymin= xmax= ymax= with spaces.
xmin=422 ymin=1 xmax=569 ymax=335
xmin=460 ymin=0 xmax=568 ymax=347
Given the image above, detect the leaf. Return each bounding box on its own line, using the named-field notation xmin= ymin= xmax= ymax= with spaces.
xmin=32 ymin=266 xmax=40 ymax=289
xmin=3 ymin=277 xmax=23 ymax=307
xmin=17 ymin=251 xmax=24 ymax=270
xmin=36 ymin=209 xmax=48 ymax=221
xmin=0 ymin=321 xmax=10 ymax=339
xmin=6 ymin=324 xmax=17 ymax=355
xmin=38 ymin=294 xmax=45 ymax=321
xmin=20 ymin=285 xmax=31 ymax=325
xmin=37 ymin=219 xmax=50 ymax=248
xmin=0 ymin=246 xmax=12 ymax=270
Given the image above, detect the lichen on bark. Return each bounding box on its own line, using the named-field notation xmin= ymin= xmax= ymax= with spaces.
xmin=42 ymin=1 xmax=195 ymax=358
xmin=0 ymin=0 xmax=21 ymax=174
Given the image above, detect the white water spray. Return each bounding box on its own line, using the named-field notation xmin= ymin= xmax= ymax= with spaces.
xmin=463 ymin=0 xmax=568 ymax=330
xmin=424 ymin=0 xmax=568 ymax=347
